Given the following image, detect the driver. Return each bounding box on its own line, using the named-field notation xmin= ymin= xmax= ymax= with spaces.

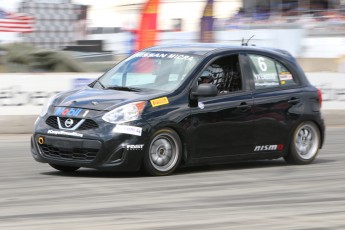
xmin=199 ymin=68 xmax=213 ymax=84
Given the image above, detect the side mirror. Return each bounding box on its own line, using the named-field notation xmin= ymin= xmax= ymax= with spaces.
xmin=191 ymin=84 xmax=218 ymax=99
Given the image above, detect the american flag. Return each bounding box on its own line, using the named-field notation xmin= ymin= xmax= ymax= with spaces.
xmin=0 ymin=8 xmax=34 ymax=33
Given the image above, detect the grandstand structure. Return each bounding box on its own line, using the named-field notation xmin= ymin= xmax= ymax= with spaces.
xmin=18 ymin=0 xmax=86 ymax=50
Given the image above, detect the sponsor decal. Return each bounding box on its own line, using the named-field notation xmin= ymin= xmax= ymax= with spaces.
xmin=126 ymin=144 xmax=144 ymax=150
xmin=47 ymin=130 xmax=83 ymax=137
xmin=198 ymin=102 xmax=205 ymax=109
xmin=254 ymin=144 xmax=284 ymax=152
xmin=279 ymin=72 xmax=293 ymax=81
xmin=114 ymin=125 xmax=142 ymax=136
xmin=150 ymin=97 xmax=169 ymax=107
xmin=54 ymin=107 xmax=83 ymax=117
xmin=255 ymin=82 xmax=280 ymax=87
xmin=82 ymin=110 xmax=89 ymax=117
xmin=254 ymin=73 xmax=278 ymax=81
xmin=133 ymin=52 xmax=195 ymax=61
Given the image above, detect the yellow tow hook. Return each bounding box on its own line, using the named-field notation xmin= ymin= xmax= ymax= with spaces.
xmin=38 ymin=136 xmax=45 ymax=145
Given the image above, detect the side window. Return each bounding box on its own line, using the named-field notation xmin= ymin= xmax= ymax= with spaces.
xmin=248 ymin=54 xmax=296 ymax=89
xmin=198 ymin=55 xmax=242 ymax=94
xmin=248 ymin=55 xmax=279 ymax=89
xmin=276 ymin=62 xmax=296 ymax=86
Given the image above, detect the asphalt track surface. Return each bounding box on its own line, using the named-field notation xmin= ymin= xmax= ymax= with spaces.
xmin=0 ymin=128 xmax=344 ymax=230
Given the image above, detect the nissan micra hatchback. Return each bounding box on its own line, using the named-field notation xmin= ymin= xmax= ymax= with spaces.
xmin=31 ymin=44 xmax=325 ymax=176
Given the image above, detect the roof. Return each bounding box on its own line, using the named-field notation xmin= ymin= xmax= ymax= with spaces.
xmin=144 ymin=43 xmax=294 ymax=59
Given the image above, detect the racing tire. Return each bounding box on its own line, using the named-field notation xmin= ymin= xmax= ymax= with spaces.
xmin=49 ymin=163 xmax=80 ymax=172
xmin=284 ymin=121 xmax=320 ymax=164
xmin=143 ymin=128 xmax=182 ymax=176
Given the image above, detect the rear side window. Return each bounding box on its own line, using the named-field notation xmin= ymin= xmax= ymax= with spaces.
xmin=248 ymin=55 xmax=296 ymax=89
xmin=276 ymin=62 xmax=296 ymax=86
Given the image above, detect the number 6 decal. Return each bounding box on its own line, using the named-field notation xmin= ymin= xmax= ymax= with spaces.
xmin=258 ymin=57 xmax=267 ymax=71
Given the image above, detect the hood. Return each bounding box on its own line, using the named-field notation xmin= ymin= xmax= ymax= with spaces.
xmin=53 ymin=87 xmax=160 ymax=111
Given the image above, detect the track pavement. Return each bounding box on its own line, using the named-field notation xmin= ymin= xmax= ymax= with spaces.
xmin=0 ymin=128 xmax=344 ymax=229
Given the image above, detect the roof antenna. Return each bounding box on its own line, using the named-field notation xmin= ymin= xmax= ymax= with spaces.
xmin=242 ymin=35 xmax=255 ymax=46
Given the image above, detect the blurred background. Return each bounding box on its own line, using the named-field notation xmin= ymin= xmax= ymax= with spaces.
xmin=1 ymin=0 xmax=345 ymax=72
xmin=0 ymin=0 xmax=344 ymax=132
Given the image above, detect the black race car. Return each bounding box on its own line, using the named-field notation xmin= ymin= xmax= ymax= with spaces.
xmin=31 ymin=43 xmax=325 ymax=176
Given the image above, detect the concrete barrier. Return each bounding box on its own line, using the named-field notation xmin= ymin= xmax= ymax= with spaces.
xmin=0 ymin=72 xmax=344 ymax=134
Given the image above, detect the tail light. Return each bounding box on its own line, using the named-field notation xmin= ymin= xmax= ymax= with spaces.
xmin=317 ymin=88 xmax=322 ymax=108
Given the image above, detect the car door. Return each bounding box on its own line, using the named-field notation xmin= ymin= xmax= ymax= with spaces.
xmin=188 ymin=53 xmax=255 ymax=159
xmin=246 ymin=53 xmax=303 ymax=153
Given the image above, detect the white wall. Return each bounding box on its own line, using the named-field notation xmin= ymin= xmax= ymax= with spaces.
xmin=0 ymin=72 xmax=344 ymax=116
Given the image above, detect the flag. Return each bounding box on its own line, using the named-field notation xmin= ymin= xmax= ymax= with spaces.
xmin=0 ymin=8 xmax=34 ymax=33
xmin=136 ymin=0 xmax=160 ymax=51
xmin=200 ymin=0 xmax=214 ymax=43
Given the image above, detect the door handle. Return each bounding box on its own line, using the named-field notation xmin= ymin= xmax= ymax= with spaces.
xmin=237 ymin=102 xmax=250 ymax=110
xmin=288 ymin=98 xmax=300 ymax=104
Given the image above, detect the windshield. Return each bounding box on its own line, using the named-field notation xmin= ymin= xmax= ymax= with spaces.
xmin=95 ymin=51 xmax=201 ymax=92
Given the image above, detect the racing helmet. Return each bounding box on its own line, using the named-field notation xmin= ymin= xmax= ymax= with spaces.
xmin=199 ymin=64 xmax=224 ymax=84
xmin=199 ymin=66 xmax=214 ymax=84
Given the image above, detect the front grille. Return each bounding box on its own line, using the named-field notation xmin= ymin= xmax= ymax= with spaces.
xmin=78 ymin=119 xmax=98 ymax=130
xmin=40 ymin=144 xmax=98 ymax=162
xmin=46 ymin=116 xmax=59 ymax=129
xmin=45 ymin=116 xmax=98 ymax=130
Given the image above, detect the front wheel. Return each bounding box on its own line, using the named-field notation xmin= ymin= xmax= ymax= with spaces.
xmin=143 ymin=128 xmax=182 ymax=176
xmin=284 ymin=121 xmax=320 ymax=164
xmin=49 ymin=163 xmax=80 ymax=172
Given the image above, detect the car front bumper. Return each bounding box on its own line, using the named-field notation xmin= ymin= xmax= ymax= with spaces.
xmin=31 ymin=116 xmax=151 ymax=172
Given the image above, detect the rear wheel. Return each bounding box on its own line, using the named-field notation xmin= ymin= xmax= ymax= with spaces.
xmin=143 ymin=128 xmax=182 ymax=176
xmin=284 ymin=121 xmax=320 ymax=164
xmin=49 ymin=163 xmax=80 ymax=172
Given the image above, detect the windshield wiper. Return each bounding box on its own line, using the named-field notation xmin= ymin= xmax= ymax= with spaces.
xmin=106 ymin=86 xmax=142 ymax=92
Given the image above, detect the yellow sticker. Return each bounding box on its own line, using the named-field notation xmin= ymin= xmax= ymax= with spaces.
xmin=281 ymin=80 xmax=286 ymax=85
xmin=150 ymin=97 xmax=169 ymax=107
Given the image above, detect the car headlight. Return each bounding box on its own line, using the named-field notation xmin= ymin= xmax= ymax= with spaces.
xmin=40 ymin=96 xmax=56 ymax=117
xmin=102 ymin=101 xmax=146 ymax=124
